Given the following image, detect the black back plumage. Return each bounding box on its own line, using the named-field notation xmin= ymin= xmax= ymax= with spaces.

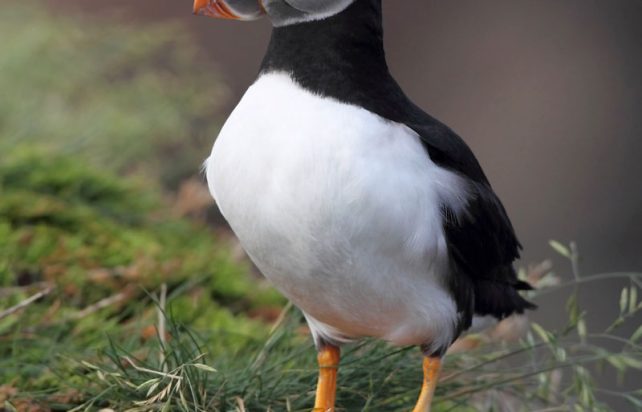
xmin=260 ymin=0 xmax=535 ymax=339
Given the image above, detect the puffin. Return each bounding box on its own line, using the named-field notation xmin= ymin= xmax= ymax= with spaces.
xmin=195 ymin=0 xmax=536 ymax=411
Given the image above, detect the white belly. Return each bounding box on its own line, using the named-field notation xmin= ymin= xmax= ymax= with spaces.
xmin=206 ymin=72 xmax=469 ymax=350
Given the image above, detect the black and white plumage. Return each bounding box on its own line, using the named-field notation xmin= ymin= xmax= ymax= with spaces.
xmin=204 ymin=0 xmax=535 ymax=358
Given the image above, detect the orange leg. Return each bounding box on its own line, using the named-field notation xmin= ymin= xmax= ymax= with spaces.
xmin=313 ymin=344 xmax=341 ymax=412
xmin=411 ymin=356 xmax=442 ymax=412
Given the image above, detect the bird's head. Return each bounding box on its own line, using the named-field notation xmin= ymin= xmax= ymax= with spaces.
xmin=193 ymin=0 xmax=355 ymax=26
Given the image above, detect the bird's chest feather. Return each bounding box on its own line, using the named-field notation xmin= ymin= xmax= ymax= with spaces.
xmin=206 ymin=72 xmax=467 ymax=344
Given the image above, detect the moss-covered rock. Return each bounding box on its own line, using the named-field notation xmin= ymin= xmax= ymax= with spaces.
xmin=0 ymin=148 xmax=282 ymax=312
xmin=0 ymin=150 xmax=285 ymax=391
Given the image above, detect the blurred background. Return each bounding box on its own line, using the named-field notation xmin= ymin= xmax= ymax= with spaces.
xmin=1 ymin=0 xmax=640 ymax=410
xmin=45 ymin=0 xmax=641 ymax=272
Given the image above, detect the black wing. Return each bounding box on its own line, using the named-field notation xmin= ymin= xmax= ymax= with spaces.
xmin=407 ymin=117 xmax=536 ymax=332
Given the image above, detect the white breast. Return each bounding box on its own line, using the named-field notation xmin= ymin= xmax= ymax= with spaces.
xmin=206 ymin=72 xmax=470 ymax=351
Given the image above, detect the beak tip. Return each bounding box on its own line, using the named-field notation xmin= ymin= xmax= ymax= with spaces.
xmin=193 ymin=0 xmax=208 ymax=16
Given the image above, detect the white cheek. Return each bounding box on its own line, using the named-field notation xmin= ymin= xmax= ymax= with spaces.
xmin=273 ymin=0 xmax=355 ymax=26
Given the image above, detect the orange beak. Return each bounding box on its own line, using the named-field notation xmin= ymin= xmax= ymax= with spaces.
xmin=193 ymin=0 xmax=241 ymax=19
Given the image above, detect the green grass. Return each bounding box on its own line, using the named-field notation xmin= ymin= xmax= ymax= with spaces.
xmin=53 ymin=266 xmax=642 ymax=412
xmin=0 ymin=150 xmax=283 ymax=409
xmin=1 ymin=160 xmax=640 ymax=410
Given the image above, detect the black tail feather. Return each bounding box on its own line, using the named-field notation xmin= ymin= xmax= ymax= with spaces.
xmin=473 ymin=278 xmax=537 ymax=319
